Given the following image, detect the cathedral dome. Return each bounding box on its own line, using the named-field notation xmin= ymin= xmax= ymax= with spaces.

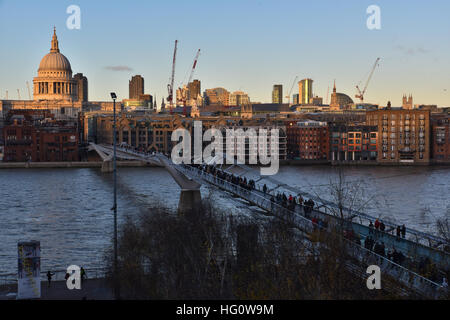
xmin=37 ymin=28 xmax=72 ymax=76
xmin=38 ymin=52 xmax=72 ymax=73
xmin=33 ymin=28 xmax=77 ymax=102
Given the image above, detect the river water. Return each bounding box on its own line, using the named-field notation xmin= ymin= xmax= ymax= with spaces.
xmin=0 ymin=166 xmax=449 ymax=275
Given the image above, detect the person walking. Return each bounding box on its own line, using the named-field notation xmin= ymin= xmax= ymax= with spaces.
xmin=401 ymin=224 xmax=406 ymax=238
xmin=442 ymin=277 xmax=448 ymax=288
xmin=374 ymin=218 xmax=380 ymax=230
xmin=46 ymin=271 xmax=55 ymax=288
xmin=396 ymin=226 xmax=401 ymax=238
xmin=80 ymin=267 xmax=87 ymax=282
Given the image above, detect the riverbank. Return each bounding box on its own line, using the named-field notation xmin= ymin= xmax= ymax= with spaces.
xmin=281 ymin=160 xmax=450 ymax=166
xmin=1 ymin=160 xmax=449 ymax=169
xmin=0 ymin=161 xmax=158 ymax=169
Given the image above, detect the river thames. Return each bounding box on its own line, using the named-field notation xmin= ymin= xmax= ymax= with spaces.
xmin=0 ymin=166 xmax=449 ymax=275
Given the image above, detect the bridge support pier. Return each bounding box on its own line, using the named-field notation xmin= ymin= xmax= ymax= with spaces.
xmin=101 ymin=160 xmax=114 ymax=173
xmin=178 ymin=189 xmax=202 ymax=218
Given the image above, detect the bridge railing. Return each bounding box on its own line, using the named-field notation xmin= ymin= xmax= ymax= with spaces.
xmin=178 ymin=164 xmax=448 ymax=299
xmin=219 ymin=160 xmax=449 ymax=250
xmin=97 ymin=143 xmax=448 ymax=251
xmin=93 ymin=145 xmax=449 ymax=298
xmin=174 ymin=163 xmax=449 ymax=267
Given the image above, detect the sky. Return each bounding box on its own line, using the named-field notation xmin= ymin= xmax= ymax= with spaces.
xmin=0 ymin=0 xmax=449 ymax=107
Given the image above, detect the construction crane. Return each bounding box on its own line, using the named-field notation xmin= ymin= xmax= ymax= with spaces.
xmin=167 ymin=40 xmax=178 ymax=114
xmin=187 ymin=49 xmax=201 ymax=85
xmin=181 ymin=49 xmax=201 ymax=116
xmin=26 ymin=81 xmax=31 ymax=100
xmin=355 ymin=57 xmax=380 ymax=103
xmin=285 ymin=75 xmax=298 ymax=105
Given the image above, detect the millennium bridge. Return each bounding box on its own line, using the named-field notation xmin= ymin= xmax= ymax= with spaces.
xmin=89 ymin=143 xmax=449 ymax=299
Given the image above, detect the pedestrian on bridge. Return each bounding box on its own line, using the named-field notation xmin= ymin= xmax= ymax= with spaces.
xmin=401 ymin=224 xmax=406 ymax=238
xmin=380 ymin=221 xmax=386 ymax=232
xmin=80 ymin=267 xmax=87 ymax=282
xmin=396 ymin=226 xmax=401 ymax=238
xmin=374 ymin=218 xmax=380 ymax=230
xmin=442 ymin=277 xmax=448 ymax=288
xmin=46 ymin=270 xmax=55 ymax=288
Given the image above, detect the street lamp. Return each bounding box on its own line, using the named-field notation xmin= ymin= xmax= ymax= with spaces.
xmin=110 ymin=92 xmax=119 ymax=299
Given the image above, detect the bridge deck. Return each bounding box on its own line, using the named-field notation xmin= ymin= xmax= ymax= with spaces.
xmin=90 ymin=144 xmax=449 ymax=298
xmin=177 ymin=164 xmax=448 ymax=299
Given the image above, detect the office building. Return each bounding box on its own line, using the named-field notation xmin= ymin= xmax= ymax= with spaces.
xmin=203 ymin=88 xmax=230 ymax=106
xmin=229 ymin=91 xmax=250 ymax=106
xmin=366 ymin=109 xmax=431 ymax=163
xmin=286 ymin=120 xmax=329 ymax=160
xmin=188 ymin=80 xmax=201 ymax=101
xmin=74 ymin=73 xmax=88 ymax=102
xmin=272 ymin=85 xmax=283 ymax=104
xmin=298 ymin=78 xmax=313 ymax=105
xmin=129 ymin=75 xmax=144 ymax=100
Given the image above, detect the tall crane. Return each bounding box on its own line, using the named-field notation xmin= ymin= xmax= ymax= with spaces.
xmin=187 ymin=49 xmax=201 ymax=85
xmin=285 ymin=75 xmax=298 ymax=105
xmin=181 ymin=49 xmax=201 ymax=116
xmin=167 ymin=40 xmax=178 ymax=114
xmin=355 ymin=57 xmax=380 ymax=103
xmin=26 ymin=81 xmax=31 ymax=100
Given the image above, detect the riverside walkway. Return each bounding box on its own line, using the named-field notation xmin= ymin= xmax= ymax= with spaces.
xmin=0 ymin=268 xmax=113 ymax=300
xmin=0 ymin=279 xmax=113 ymax=300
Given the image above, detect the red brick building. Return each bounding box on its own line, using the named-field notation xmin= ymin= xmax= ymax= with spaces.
xmin=431 ymin=114 xmax=450 ymax=163
xmin=3 ymin=110 xmax=79 ymax=162
xmin=286 ymin=120 xmax=329 ymax=160
xmin=329 ymin=124 xmax=378 ymax=161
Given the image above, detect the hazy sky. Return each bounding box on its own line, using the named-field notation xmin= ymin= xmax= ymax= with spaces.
xmin=0 ymin=0 xmax=449 ymax=106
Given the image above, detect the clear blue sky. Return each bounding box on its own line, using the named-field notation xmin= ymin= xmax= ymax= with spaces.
xmin=0 ymin=0 xmax=449 ymax=106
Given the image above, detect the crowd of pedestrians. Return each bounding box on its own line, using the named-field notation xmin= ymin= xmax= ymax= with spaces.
xmin=196 ymin=164 xmax=257 ymax=191
xmin=369 ymin=219 xmax=407 ymax=239
xmin=195 ymin=163 xmax=331 ymax=232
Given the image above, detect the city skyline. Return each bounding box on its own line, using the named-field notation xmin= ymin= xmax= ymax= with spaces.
xmin=0 ymin=0 xmax=449 ymax=107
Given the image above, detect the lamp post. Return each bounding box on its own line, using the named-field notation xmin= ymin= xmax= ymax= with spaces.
xmin=110 ymin=92 xmax=119 ymax=299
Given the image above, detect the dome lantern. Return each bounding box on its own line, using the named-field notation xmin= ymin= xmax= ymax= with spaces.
xmin=50 ymin=26 xmax=59 ymax=53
